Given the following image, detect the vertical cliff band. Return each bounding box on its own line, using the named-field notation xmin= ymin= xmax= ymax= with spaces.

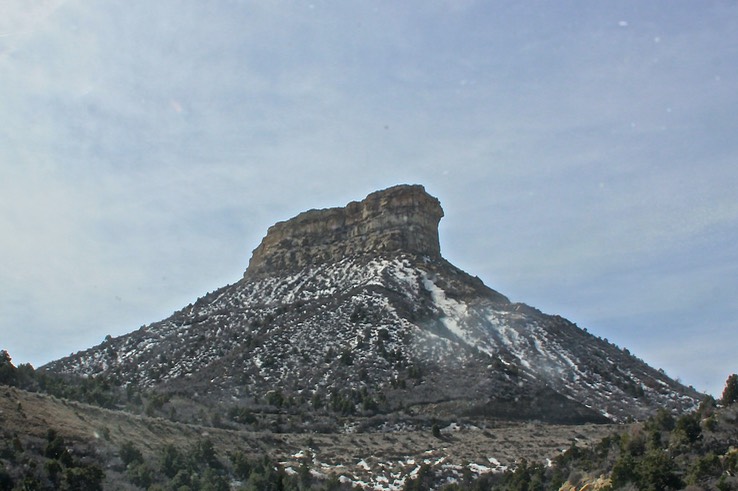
xmin=245 ymin=184 xmax=444 ymax=277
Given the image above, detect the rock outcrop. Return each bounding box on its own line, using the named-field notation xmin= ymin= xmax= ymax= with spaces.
xmin=245 ymin=184 xmax=444 ymax=277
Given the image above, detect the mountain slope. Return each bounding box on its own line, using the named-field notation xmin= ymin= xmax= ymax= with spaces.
xmin=44 ymin=185 xmax=700 ymax=424
xmin=0 ymin=385 xmax=621 ymax=489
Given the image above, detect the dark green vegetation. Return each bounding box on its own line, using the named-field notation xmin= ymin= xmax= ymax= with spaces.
xmin=115 ymin=439 xmax=353 ymax=490
xmin=0 ymin=350 xmax=350 ymax=489
xmin=723 ymin=374 xmax=738 ymax=406
xmin=0 ymin=350 xmax=610 ymax=490
xmin=0 ymin=428 xmax=352 ymax=490
xmin=0 ymin=427 xmax=104 ymax=490
xmin=404 ymin=374 xmax=738 ymax=491
xmin=0 ymin=349 xmax=128 ymax=410
xmin=2 ymin=349 xmax=736 ymax=490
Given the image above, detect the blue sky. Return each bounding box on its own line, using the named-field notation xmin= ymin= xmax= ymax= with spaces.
xmin=1 ymin=1 xmax=737 ymax=396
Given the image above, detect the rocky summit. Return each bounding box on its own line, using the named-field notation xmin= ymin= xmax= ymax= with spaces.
xmin=246 ymin=184 xmax=444 ymax=277
xmin=44 ymin=184 xmax=700 ymax=428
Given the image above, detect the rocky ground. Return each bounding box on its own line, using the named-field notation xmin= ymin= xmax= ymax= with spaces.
xmin=1 ymin=386 xmax=619 ymax=489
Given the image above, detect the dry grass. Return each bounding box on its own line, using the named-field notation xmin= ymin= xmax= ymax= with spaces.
xmin=1 ymin=386 xmax=620 ymax=479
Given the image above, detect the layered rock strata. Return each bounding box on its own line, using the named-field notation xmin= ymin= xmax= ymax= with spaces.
xmin=245 ymin=184 xmax=444 ymax=277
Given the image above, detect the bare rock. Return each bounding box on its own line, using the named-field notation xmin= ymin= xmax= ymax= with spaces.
xmin=245 ymin=184 xmax=444 ymax=277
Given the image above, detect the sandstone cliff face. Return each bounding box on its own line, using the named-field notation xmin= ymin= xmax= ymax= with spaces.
xmin=245 ymin=184 xmax=444 ymax=277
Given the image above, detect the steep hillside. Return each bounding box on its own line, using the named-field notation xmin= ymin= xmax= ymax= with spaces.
xmin=44 ymin=185 xmax=700 ymax=425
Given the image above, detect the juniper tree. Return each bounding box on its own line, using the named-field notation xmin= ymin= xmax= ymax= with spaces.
xmin=721 ymin=373 xmax=738 ymax=405
xmin=0 ymin=350 xmax=17 ymax=386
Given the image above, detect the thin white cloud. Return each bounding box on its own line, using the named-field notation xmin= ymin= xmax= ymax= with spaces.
xmin=1 ymin=1 xmax=736 ymax=394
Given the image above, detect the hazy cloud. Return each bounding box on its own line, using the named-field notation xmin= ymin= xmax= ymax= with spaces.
xmin=1 ymin=0 xmax=737 ymax=395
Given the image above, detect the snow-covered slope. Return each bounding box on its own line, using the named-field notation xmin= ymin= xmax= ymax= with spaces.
xmin=44 ymin=185 xmax=700 ymax=424
xmin=45 ymin=253 xmax=698 ymax=423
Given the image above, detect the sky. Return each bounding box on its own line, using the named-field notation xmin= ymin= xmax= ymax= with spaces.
xmin=1 ymin=1 xmax=737 ymax=397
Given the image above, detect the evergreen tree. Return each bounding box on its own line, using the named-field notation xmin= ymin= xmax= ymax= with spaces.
xmin=119 ymin=441 xmax=144 ymax=467
xmin=432 ymin=423 xmax=441 ymax=439
xmin=160 ymin=444 xmax=185 ymax=478
xmin=61 ymin=463 xmax=105 ymax=490
xmin=721 ymin=373 xmax=738 ymax=405
xmin=0 ymin=350 xmax=17 ymax=386
xmin=637 ymin=449 xmax=681 ymax=491
xmin=674 ymin=412 xmax=702 ymax=444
